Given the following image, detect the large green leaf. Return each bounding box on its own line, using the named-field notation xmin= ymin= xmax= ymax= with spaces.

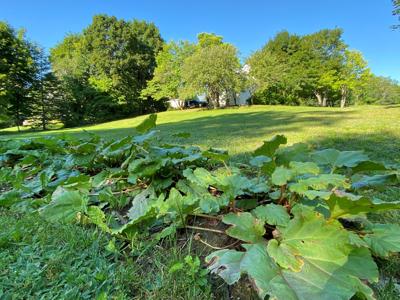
xmin=325 ymin=192 xmax=400 ymax=219
xmin=176 ymin=179 xmax=225 ymax=213
xmin=206 ymin=249 xmax=244 ymax=285
xmin=208 ymin=241 xmax=377 ymax=300
xmin=99 ymin=136 xmax=132 ymax=158
xmin=218 ymin=173 xmax=253 ymax=199
xmin=275 ymin=143 xmax=310 ymax=166
xmin=202 ymin=149 xmax=229 ymax=162
xmin=254 ymin=135 xmax=287 ymax=157
xmin=267 ymin=205 xmax=350 ymax=272
xmin=249 ymin=155 xmax=272 ymax=168
xmin=266 ymin=239 xmax=303 ymax=272
xmin=363 ymin=224 xmax=400 ymax=257
xmin=222 ymin=212 xmax=265 ymax=243
xmin=127 ymin=188 xmax=156 ymax=223
xmin=156 ymin=188 xmax=191 ymax=222
xmin=87 ymin=206 xmax=111 ymax=233
xmin=183 ymin=167 xmax=219 ymax=187
xmin=289 ymin=174 xmax=349 ymax=200
xmin=252 ymin=204 xmax=290 ymax=227
xmin=289 ymin=161 xmax=320 ymax=175
xmin=296 ymin=174 xmax=349 ymax=190
xmin=351 ymin=173 xmax=398 ymax=190
xmin=40 ymin=188 xmax=88 ymax=223
xmin=311 ymin=149 xmax=369 ymax=169
xmin=128 ymin=157 xmax=165 ymax=180
xmin=271 ymin=166 xmax=292 ymax=185
xmin=136 ymin=114 xmax=157 ymax=133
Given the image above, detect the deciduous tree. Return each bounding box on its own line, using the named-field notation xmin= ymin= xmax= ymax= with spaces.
xmin=141 ymin=41 xmax=196 ymax=100
xmin=0 ymin=22 xmax=36 ymax=131
xmin=180 ymin=35 xmax=244 ymax=107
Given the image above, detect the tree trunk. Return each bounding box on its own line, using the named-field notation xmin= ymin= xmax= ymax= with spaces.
xmin=210 ymin=90 xmax=219 ymax=108
xmin=340 ymin=86 xmax=347 ymax=108
xmin=41 ymin=84 xmax=46 ymax=131
xmin=216 ymin=92 xmax=220 ymax=108
xmin=314 ymin=91 xmax=323 ymax=106
xmin=322 ymin=95 xmax=327 ymax=107
xmin=16 ymin=96 xmax=21 ymax=132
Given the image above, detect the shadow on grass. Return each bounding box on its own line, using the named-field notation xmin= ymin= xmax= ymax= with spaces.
xmin=227 ymin=131 xmax=400 ymax=165
xmin=2 ymin=109 xmax=398 ymax=162
xmin=383 ymin=104 xmax=400 ymax=109
xmin=0 ymin=110 xmax=353 ymax=138
xmin=305 ymin=131 xmax=400 ymax=163
xmin=1 ymin=108 xmax=355 ymax=140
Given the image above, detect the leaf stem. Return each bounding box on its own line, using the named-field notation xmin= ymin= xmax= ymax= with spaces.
xmin=195 ymin=236 xmax=240 ymax=250
xmin=185 ymin=225 xmax=226 ymax=234
xmin=189 ymin=213 xmax=222 ymax=220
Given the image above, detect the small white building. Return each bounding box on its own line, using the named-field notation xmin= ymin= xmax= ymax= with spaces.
xmin=167 ymin=99 xmax=186 ymax=109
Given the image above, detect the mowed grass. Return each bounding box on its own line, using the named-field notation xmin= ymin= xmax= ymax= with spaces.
xmin=1 ymin=104 xmax=400 ymax=299
xmin=2 ymin=105 xmax=400 ymax=162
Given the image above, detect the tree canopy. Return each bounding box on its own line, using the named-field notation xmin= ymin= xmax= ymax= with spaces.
xmin=144 ymin=33 xmax=245 ymax=108
xmin=50 ymin=14 xmax=164 ymax=125
xmin=0 ymin=22 xmax=37 ymax=130
xmin=247 ymin=29 xmax=375 ymax=107
xmin=141 ymin=41 xmax=196 ymax=101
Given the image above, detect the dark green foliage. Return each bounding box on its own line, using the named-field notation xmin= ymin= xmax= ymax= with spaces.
xmin=356 ymin=75 xmax=400 ymax=105
xmin=0 ymin=22 xmax=37 ymax=130
xmin=29 ymin=47 xmax=63 ymax=130
xmin=248 ymin=29 xmax=372 ymax=108
xmin=50 ymin=14 xmax=164 ymax=126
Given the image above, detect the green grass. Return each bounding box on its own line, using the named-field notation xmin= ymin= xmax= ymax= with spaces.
xmin=2 ymin=105 xmax=399 ymax=162
xmin=1 ymin=104 xmax=400 ymax=299
xmin=0 ymin=210 xmax=214 ymax=300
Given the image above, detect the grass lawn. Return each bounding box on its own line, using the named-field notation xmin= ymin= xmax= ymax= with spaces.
xmin=1 ymin=105 xmax=399 ymax=162
xmin=1 ymin=104 xmax=400 ymax=299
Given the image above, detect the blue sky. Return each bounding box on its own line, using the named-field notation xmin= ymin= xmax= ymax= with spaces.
xmin=2 ymin=1 xmax=399 ymax=80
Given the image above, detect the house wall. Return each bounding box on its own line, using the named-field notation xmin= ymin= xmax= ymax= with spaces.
xmin=167 ymin=99 xmax=185 ymax=109
xmin=167 ymin=89 xmax=252 ymax=109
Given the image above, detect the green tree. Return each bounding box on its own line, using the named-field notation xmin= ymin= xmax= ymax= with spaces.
xmin=357 ymin=75 xmax=400 ymax=104
xmin=300 ymin=29 xmax=346 ymax=106
xmin=0 ymin=22 xmax=37 ymax=131
xmin=50 ymin=15 xmax=164 ymax=126
xmin=141 ymin=41 xmax=196 ymax=101
xmin=30 ymin=47 xmax=61 ymax=130
xmin=248 ymin=29 xmax=353 ymax=107
xmin=180 ymin=35 xmax=243 ymax=108
xmin=197 ymin=32 xmax=224 ymax=48
xmin=247 ymin=31 xmax=303 ymax=105
xmin=334 ymin=50 xmax=370 ymax=108
xmin=82 ymin=15 xmax=163 ymax=114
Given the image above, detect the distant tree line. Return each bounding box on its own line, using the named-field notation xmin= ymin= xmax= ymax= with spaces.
xmin=1 ymin=13 xmax=399 ymax=130
xmin=247 ymin=29 xmax=400 ymax=107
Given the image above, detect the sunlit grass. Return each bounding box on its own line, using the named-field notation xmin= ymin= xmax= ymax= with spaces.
xmin=2 ymin=105 xmax=399 ymax=162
